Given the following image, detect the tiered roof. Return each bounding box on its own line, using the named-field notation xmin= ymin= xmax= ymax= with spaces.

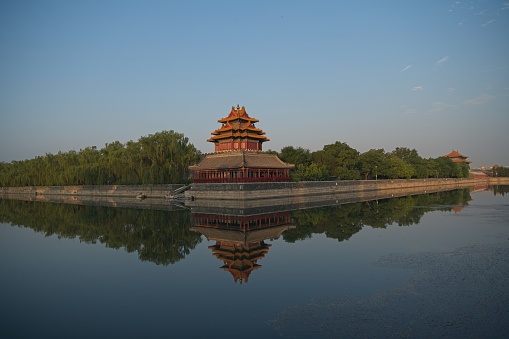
xmin=210 ymin=241 xmax=269 ymax=284
xmin=191 ymin=224 xmax=295 ymax=284
xmin=188 ymin=105 xmax=294 ymax=182
xmin=207 ymin=105 xmax=269 ymax=145
xmin=189 ymin=151 xmax=294 ymax=171
xmin=443 ymin=150 xmax=471 ymax=163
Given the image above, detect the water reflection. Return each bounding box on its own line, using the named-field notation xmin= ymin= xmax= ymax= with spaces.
xmin=0 ymin=199 xmax=199 ymax=265
xmin=283 ymin=188 xmax=472 ymax=243
xmin=191 ymin=211 xmax=295 ymax=283
xmin=0 ymin=188 xmax=473 ymax=271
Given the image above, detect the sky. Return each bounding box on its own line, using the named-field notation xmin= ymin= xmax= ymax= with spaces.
xmin=1 ymin=0 xmax=508 ymax=168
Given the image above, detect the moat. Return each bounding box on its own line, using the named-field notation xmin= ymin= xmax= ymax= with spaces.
xmin=1 ymin=186 xmax=508 ymax=338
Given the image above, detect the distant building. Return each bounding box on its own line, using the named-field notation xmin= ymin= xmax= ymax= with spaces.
xmin=189 ymin=105 xmax=294 ymax=183
xmin=443 ymin=150 xmax=471 ymax=164
xmin=469 ymin=170 xmax=488 ymax=178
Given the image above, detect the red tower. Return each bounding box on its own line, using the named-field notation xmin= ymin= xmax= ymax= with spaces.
xmin=208 ymin=105 xmax=269 ymax=152
xmin=189 ymin=105 xmax=294 ymax=183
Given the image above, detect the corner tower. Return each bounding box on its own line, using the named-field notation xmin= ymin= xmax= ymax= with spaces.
xmin=189 ymin=105 xmax=294 ymax=183
xmin=208 ymin=105 xmax=269 ymax=152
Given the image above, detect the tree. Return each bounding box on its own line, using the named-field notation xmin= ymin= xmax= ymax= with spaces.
xmin=312 ymin=141 xmax=360 ymax=180
xmin=279 ymin=146 xmax=312 ymax=166
xmin=391 ymin=147 xmax=426 ymax=178
xmin=433 ymin=157 xmax=467 ymax=178
xmin=0 ymin=130 xmax=201 ymax=186
xmin=385 ymin=155 xmax=414 ymax=179
xmin=494 ymin=166 xmax=509 ymax=177
xmin=359 ymin=149 xmax=386 ymax=180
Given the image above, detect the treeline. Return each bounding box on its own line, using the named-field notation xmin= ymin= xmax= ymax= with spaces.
xmin=0 ymin=130 xmax=201 ymax=187
xmin=493 ymin=166 xmax=509 ymax=178
xmin=1 ymin=130 xmax=498 ymax=187
xmin=276 ymin=142 xmax=471 ymax=181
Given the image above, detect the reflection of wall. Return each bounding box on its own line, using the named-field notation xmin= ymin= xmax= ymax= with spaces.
xmin=0 ymin=193 xmax=182 ymax=212
xmin=191 ymin=211 xmax=295 ymax=284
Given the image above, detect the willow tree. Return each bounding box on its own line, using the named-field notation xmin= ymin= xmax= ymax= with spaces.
xmin=0 ymin=130 xmax=201 ymax=186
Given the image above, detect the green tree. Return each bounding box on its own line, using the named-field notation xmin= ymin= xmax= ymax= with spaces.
xmin=359 ymin=149 xmax=386 ymax=180
xmin=312 ymin=141 xmax=360 ymax=180
xmin=385 ymin=155 xmax=414 ymax=179
xmin=391 ymin=147 xmax=426 ymax=178
xmin=493 ymin=166 xmax=509 ymax=177
xmin=279 ymin=146 xmax=313 ymax=166
xmin=0 ymin=130 xmax=201 ymax=186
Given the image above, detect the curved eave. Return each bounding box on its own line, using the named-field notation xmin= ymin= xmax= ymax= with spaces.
xmin=189 ymin=151 xmax=294 ymax=170
xmin=207 ymin=134 xmax=270 ymax=142
xmin=218 ymin=117 xmax=260 ymax=124
xmin=210 ymin=126 xmax=266 ymax=135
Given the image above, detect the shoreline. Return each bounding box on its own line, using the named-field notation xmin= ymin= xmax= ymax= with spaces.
xmin=1 ymin=178 xmax=508 ymax=201
xmin=1 ymin=178 xmax=507 ymax=213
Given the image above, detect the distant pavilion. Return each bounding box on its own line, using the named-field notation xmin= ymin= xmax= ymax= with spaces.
xmin=443 ymin=150 xmax=471 ymax=164
xmin=189 ymin=105 xmax=294 ymax=183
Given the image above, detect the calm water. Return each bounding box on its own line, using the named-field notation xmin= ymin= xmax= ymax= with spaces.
xmin=1 ymin=187 xmax=508 ymax=338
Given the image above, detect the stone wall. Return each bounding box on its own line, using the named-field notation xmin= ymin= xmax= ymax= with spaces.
xmin=1 ymin=184 xmax=184 ymax=199
xmin=186 ymin=177 xmax=509 ymax=201
xmin=2 ymin=178 xmax=508 ymax=202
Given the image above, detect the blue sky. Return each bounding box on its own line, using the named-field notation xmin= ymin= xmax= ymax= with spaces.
xmin=1 ymin=0 xmax=508 ymax=167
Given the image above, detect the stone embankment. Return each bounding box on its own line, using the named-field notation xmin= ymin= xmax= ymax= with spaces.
xmin=1 ymin=178 xmax=508 ymax=203
xmin=1 ymin=184 xmax=183 ymax=199
xmin=185 ymin=177 xmax=509 ymax=201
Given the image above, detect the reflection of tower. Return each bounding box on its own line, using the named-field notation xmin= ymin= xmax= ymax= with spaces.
xmin=451 ymin=205 xmax=464 ymax=214
xmin=191 ymin=211 xmax=294 ymax=284
xmin=210 ymin=239 xmax=269 ymax=284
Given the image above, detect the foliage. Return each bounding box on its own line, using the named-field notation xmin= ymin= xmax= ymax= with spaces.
xmin=0 ymin=188 xmax=475 ymax=265
xmin=278 ymin=146 xmax=328 ymax=181
xmin=0 ymin=131 xmax=201 ymax=186
xmin=312 ymin=142 xmax=361 ymax=180
xmin=0 ymin=199 xmax=200 ymax=265
xmin=0 ymin=127 xmax=480 ymax=186
xmin=279 ymin=146 xmax=312 ymax=166
xmin=275 ymin=141 xmax=472 ymax=181
xmin=492 ymin=185 xmax=509 ymax=196
xmin=358 ymin=149 xmax=385 ymax=180
xmin=284 ymin=189 xmax=472 ymax=243
xmin=493 ymin=166 xmax=509 ymax=177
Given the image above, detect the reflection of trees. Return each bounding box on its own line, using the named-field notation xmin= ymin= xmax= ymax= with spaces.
xmin=0 ymin=189 xmax=475 ymax=264
xmin=284 ymin=189 xmax=472 ymax=243
xmin=492 ymin=185 xmax=509 ymax=196
xmin=0 ymin=199 xmax=199 ymax=265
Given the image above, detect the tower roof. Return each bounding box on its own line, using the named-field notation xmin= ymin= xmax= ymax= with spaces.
xmin=443 ymin=150 xmax=471 ymax=163
xmin=189 ymin=151 xmax=294 ymax=171
xmin=207 ymin=105 xmax=269 ymax=146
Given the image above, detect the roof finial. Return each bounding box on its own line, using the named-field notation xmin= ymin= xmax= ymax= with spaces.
xmin=236 ymin=104 xmax=240 ymax=110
